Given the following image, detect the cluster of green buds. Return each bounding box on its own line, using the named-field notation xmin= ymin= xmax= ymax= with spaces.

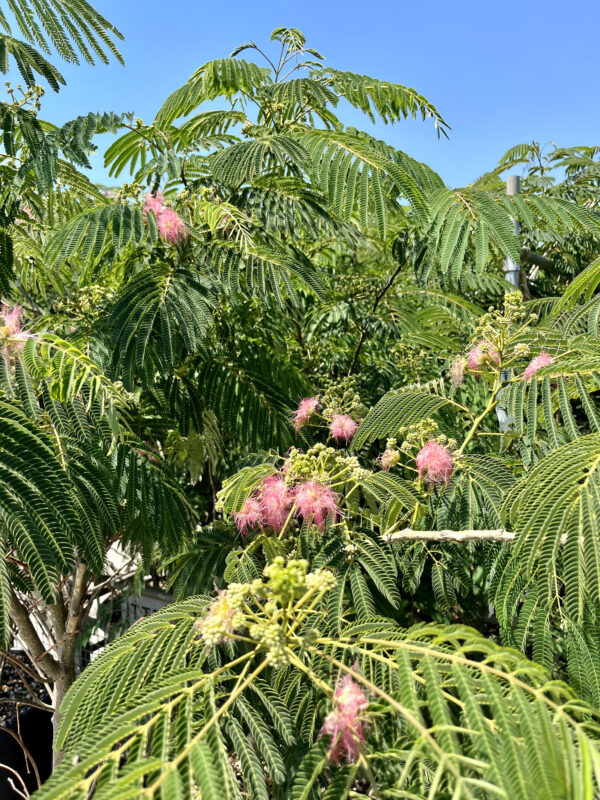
xmin=320 ymin=376 xmax=365 ymax=419
xmin=55 ymin=285 xmax=116 ymax=322
xmin=474 ymin=291 xmax=528 ymax=342
xmin=5 ymin=82 xmax=44 ymax=112
xmin=284 ymin=443 xmax=368 ymax=485
xmin=389 ymin=342 xmax=428 ymax=382
xmin=195 ymin=583 xmax=247 ymax=647
xmin=195 ymin=558 xmax=336 ymax=667
xmin=464 ymin=292 xmax=542 ymax=376
xmin=397 ymin=419 xmax=446 ymax=454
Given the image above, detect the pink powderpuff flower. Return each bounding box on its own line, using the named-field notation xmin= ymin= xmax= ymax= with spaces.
xmin=293 ymin=480 xmax=339 ymax=530
xmin=143 ymin=192 xmax=166 ymax=216
xmin=319 ymin=676 xmax=369 ymax=763
xmin=329 ymin=414 xmax=358 ymax=444
xmin=467 ymin=340 xmax=500 ymax=373
xmin=450 ymin=355 xmax=467 ymax=388
xmin=260 ymin=475 xmax=291 ymax=532
xmin=233 ymin=496 xmax=263 ymax=537
xmin=416 ymin=441 xmax=453 ymax=485
xmin=379 ymin=448 xmax=400 ymax=472
xmin=157 ymin=206 xmax=188 ymax=244
xmin=292 ymin=397 xmax=319 ymax=432
xmin=0 ymin=304 xmax=22 ymax=337
xmin=523 ymin=350 xmax=554 ymax=380
xmin=143 ymin=193 xmax=188 ymax=244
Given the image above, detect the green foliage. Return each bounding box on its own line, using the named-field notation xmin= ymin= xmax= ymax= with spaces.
xmin=34 ymin=591 xmax=600 ymax=800
xmin=0 ymin=0 xmax=123 ymax=77
xmin=3 ymin=20 xmax=600 ymax=799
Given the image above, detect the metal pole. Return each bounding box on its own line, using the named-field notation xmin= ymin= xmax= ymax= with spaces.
xmin=503 ymin=175 xmax=521 ymax=287
xmin=496 ymin=175 xmax=521 ymax=433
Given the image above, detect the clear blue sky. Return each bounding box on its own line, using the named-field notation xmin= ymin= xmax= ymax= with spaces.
xmin=26 ymin=0 xmax=600 ymax=187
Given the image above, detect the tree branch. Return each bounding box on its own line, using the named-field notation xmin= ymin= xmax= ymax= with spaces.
xmin=65 ymin=560 xmax=87 ymax=641
xmin=384 ymin=528 xmax=515 ymax=543
xmin=384 ymin=527 xmax=568 ymax=545
xmin=348 ymin=261 xmax=404 ymax=376
xmin=8 ymin=589 xmax=62 ymax=682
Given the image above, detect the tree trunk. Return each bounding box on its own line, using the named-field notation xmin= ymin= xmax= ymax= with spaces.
xmin=51 ymin=657 xmax=76 ymax=768
xmin=8 ymin=560 xmax=88 ymax=768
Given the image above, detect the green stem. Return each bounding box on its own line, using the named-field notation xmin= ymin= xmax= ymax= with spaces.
xmin=277 ymin=504 xmax=297 ymax=540
xmin=456 ymin=378 xmax=503 ymax=456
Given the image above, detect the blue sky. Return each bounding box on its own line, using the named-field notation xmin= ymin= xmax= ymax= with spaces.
xmin=23 ymin=0 xmax=600 ymax=187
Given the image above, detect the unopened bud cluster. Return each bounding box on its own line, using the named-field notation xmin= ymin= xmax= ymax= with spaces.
xmin=195 ymin=558 xmax=335 ymax=665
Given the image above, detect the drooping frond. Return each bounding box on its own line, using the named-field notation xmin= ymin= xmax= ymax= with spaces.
xmin=425 ymin=187 xmax=522 ymax=281
xmin=209 ymin=134 xmax=309 ymax=185
xmin=0 ymin=32 xmax=65 ymax=89
xmin=202 ymin=240 xmax=324 ymax=301
xmin=553 ymin=255 xmax=600 ymax=313
xmin=0 ymin=397 xmax=82 ymax=603
xmin=0 ymin=0 xmax=123 ymax=67
xmin=302 ymin=130 xmax=430 ymax=236
xmin=352 ymin=387 xmax=463 ymax=450
xmin=21 ymin=333 xmax=126 ymax=410
xmin=155 ymin=58 xmax=271 ymax=127
xmin=108 ymin=264 xmax=214 ymax=386
xmin=45 ymin=202 xmax=158 ymax=267
xmin=196 ymin=347 xmax=309 ymax=451
xmin=503 ymin=433 xmax=600 ymax=619
xmin=236 ymin=176 xmax=339 ymax=238
xmin=312 ymin=67 xmax=450 ymax=135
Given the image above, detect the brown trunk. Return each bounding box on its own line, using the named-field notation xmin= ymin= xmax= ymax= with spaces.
xmin=51 ymin=655 xmax=76 ymax=767
xmin=8 ymin=560 xmax=88 ymax=769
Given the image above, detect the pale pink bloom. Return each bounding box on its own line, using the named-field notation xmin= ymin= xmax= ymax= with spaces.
xmin=329 ymin=414 xmax=358 ymax=444
xmin=292 ymin=397 xmax=319 ymax=432
xmin=379 ymin=448 xmax=400 ymax=472
xmin=260 ymin=475 xmax=291 ymax=531
xmin=319 ymin=676 xmax=369 ymax=763
xmin=196 ymin=587 xmax=245 ymax=646
xmin=523 ymin=350 xmax=554 ymax=380
xmin=143 ymin=194 xmax=188 ymax=244
xmin=233 ymin=496 xmax=263 ymax=537
xmin=292 ymin=480 xmax=339 ymax=530
xmin=416 ymin=441 xmax=453 ymax=485
xmin=157 ymin=207 xmax=188 ymax=244
xmin=1 ymin=304 xmax=22 ymax=337
xmin=143 ymin=193 xmax=166 ymax=216
xmin=467 ymin=340 xmax=500 ymax=373
xmin=450 ymin=355 xmax=467 ymax=388
xmin=16 ymin=205 xmax=34 ymax=224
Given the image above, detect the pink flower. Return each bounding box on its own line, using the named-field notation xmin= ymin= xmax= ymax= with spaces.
xmin=233 ymin=497 xmax=263 ymax=537
xmin=319 ymin=676 xmax=369 ymax=763
xmin=16 ymin=206 xmax=34 ymax=225
xmin=260 ymin=475 xmax=291 ymax=532
xmin=379 ymin=448 xmax=400 ymax=472
xmin=467 ymin=340 xmax=500 ymax=373
xmin=450 ymin=355 xmax=467 ymax=388
xmin=143 ymin=193 xmax=188 ymax=244
xmin=0 ymin=304 xmax=22 ymax=337
xmin=143 ymin=193 xmax=166 ymax=216
xmin=292 ymin=480 xmax=339 ymax=530
xmin=329 ymin=414 xmax=358 ymax=444
xmin=157 ymin=206 xmax=188 ymax=244
xmin=292 ymin=397 xmax=319 ymax=432
xmin=523 ymin=350 xmax=554 ymax=380
xmin=416 ymin=441 xmax=453 ymax=485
